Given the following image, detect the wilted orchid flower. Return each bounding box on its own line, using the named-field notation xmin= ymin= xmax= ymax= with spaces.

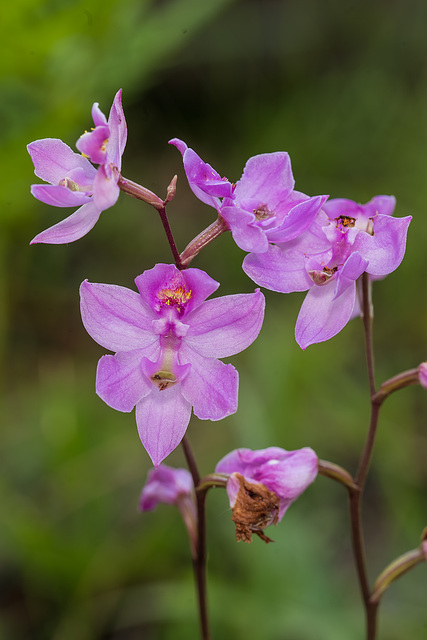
xmin=170 ymin=138 xmax=327 ymax=255
xmin=215 ymin=446 xmax=318 ymax=543
xmin=244 ymin=196 xmax=412 ymax=349
xmin=80 ymin=264 xmax=265 ymax=467
xmin=28 ymin=89 xmax=126 ymax=244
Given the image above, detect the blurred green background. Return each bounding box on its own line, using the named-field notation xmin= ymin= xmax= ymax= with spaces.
xmin=1 ymin=0 xmax=427 ymax=638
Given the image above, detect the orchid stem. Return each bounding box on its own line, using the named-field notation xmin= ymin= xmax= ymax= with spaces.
xmin=350 ymin=273 xmax=381 ymax=640
xmin=118 ymin=174 xmax=184 ymax=269
xmin=180 ymin=216 xmax=229 ymax=267
xmin=181 ymin=436 xmax=210 ymax=640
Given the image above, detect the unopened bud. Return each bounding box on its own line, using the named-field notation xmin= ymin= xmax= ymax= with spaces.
xmin=165 ymin=175 xmax=178 ymax=203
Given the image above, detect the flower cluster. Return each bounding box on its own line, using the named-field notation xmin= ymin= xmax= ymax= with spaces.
xmin=28 ymin=89 xmax=126 ymax=244
xmin=171 ymin=139 xmax=411 ymax=349
xmin=28 ymin=89 xmax=413 ymax=475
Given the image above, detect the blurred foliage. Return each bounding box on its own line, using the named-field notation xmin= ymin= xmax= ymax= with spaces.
xmin=1 ymin=0 xmax=427 ymax=638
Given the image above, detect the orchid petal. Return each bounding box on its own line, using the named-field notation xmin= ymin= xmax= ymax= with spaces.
xmin=93 ymin=164 xmax=120 ymax=210
xmin=140 ymin=465 xmax=193 ymax=510
xmin=96 ymin=350 xmax=154 ymax=412
xmin=91 ymin=102 xmax=108 ymax=127
xmin=355 ymin=214 xmax=412 ymax=276
xmin=30 ymin=184 xmax=91 ymax=207
xmin=234 ymin=152 xmax=294 ymax=204
xmin=266 ymin=195 xmax=328 ymax=244
xmin=243 ymin=244 xmax=312 ymax=293
xmin=30 ymin=200 xmax=102 ymax=244
xmin=333 ymin=252 xmax=368 ymax=300
xmin=185 ymin=289 xmax=265 ymax=358
xmin=179 ymin=344 xmax=238 ymax=420
xmin=220 ymin=206 xmax=269 ymax=253
xmin=80 ymin=280 xmax=158 ymax=352
xmin=135 ymin=264 xmax=219 ymax=315
xmin=107 ymin=89 xmax=127 ymax=169
xmin=136 ymin=386 xmax=192 ymax=467
xmin=76 ymin=125 xmax=110 ymax=165
xmin=295 ymin=280 xmax=356 ymax=349
xmin=28 ymin=138 xmax=96 ymax=184
xmin=169 ymin=138 xmax=232 ymax=207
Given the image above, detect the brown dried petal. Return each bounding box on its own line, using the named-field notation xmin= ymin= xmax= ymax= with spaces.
xmin=231 ymin=473 xmax=279 ymax=544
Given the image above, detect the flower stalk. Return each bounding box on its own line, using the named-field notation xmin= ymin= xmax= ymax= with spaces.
xmin=180 ymin=216 xmax=230 ymax=267
xmin=182 ymin=436 xmax=210 ymax=640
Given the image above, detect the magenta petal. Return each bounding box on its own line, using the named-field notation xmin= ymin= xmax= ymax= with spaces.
xmin=266 ymin=195 xmax=328 ymax=244
xmin=243 ymin=244 xmax=312 ymax=293
xmin=96 ymin=350 xmax=153 ymax=411
xmin=107 ymin=89 xmax=127 ymax=169
xmin=185 ymin=289 xmax=265 ymax=358
xmin=76 ymin=125 xmax=110 ymax=165
xmin=93 ymin=164 xmax=120 ymax=210
xmin=80 ymin=280 xmax=158 ymax=352
xmin=91 ymin=102 xmax=108 ymax=127
xmin=323 ymin=198 xmax=360 ymax=219
xmin=30 ymin=184 xmax=91 ymax=207
xmin=234 ymin=152 xmax=295 ymax=204
xmin=30 ymin=200 xmax=102 ymax=244
xmin=216 ymin=447 xmax=290 ymax=474
xmin=179 ymin=344 xmax=238 ymax=420
xmin=368 ymin=195 xmax=396 ymax=217
xmin=28 ymin=138 xmax=97 ymax=184
xmin=355 ymin=214 xmax=412 ymax=276
xmin=140 ymin=465 xmax=193 ymax=510
xmin=333 ymin=252 xmax=368 ymax=300
xmin=169 ymin=138 xmax=231 ymax=207
xmin=220 ymin=206 xmax=269 ymax=253
xmin=295 ymin=281 xmax=356 ymax=349
xmin=136 ymin=386 xmax=192 ymax=467
xmin=135 ymin=264 xmax=219 ymax=315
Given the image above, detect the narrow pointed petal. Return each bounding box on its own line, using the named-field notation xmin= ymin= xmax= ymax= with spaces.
xmin=179 ymin=344 xmax=238 ymax=420
xmin=185 ymin=289 xmax=265 ymax=358
xmin=80 ymin=280 xmax=158 ymax=352
xmin=96 ymin=350 xmax=154 ymax=412
xmin=296 ymin=281 xmax=356 ymax=349
xmin=169 ymin=138 xmax=232 ymax=207
xmin=243 ymin=244 xmax=312 ymax=293
xmin=136 ymin=386 xmax=192 ymax=467
xmin=30 ymin=200 xmax=101 ymax=244
xmin=91 ymin=102 xmax=108 ymax=127
xmin=266 ymin=195 xmax=328 ymax=244
xmin=107 ymin=88 xmax=127 ymax=169
xmin=28 ymin=138 xmax=96 ymax=184
xmin=355 ymin=214 xmax=412 ymax=276
xmin=30 ymin=184 xmax=91 ymax=207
